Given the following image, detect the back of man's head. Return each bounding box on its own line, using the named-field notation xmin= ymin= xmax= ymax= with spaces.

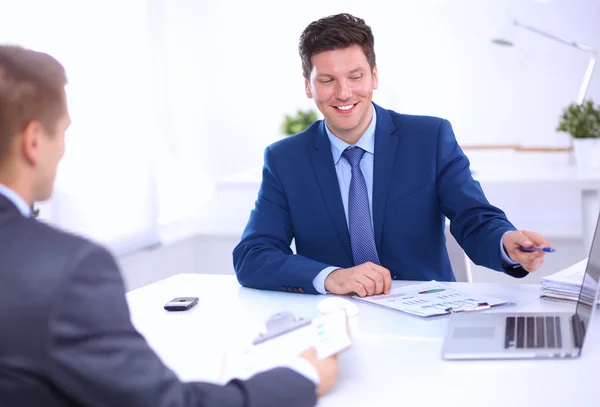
xmin=0 ymin=45 xmax=68 ymax=166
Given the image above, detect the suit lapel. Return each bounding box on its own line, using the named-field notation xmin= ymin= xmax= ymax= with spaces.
xmin=310 ymin=122 xmax=353 ymax=260
xmin=372 ymin=104 xmax=399 ymax=250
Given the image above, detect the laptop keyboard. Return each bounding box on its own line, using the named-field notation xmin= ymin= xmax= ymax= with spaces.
xmin=505 ymin=316 xmax=562 ymax=349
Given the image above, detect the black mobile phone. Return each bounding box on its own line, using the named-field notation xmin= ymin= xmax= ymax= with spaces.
xmin=164 ymin=297 xmax=199 ymax=311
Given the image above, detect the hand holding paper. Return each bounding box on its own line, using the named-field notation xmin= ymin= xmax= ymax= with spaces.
xmin=220 ymin=309 xmax=351 ymax=383
xmin=299 ymin=347 xmax=339 ymax=397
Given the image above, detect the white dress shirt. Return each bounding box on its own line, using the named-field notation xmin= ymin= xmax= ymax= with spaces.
xmin=0 ymin=184 xmax=32 ymax=217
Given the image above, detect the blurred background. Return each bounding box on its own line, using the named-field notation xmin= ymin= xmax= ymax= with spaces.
xmin=1 ymin=0 xmax=599 ymax=290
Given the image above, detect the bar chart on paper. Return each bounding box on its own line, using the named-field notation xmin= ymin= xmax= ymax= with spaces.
xmin=353 ymin=281 xmax=511 ymax=317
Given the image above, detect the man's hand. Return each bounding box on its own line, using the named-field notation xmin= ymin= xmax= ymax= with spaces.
xmin=324 ymin=262 xmax=391 ymax=297
xmin=502 ymin=230 xmax=552 ymax=272
xmin=299 ymin=347 xmax=339 ymax=397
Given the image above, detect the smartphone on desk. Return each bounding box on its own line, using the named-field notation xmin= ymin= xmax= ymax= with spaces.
xmin=164 ymin=297 xmax=199 ymax=311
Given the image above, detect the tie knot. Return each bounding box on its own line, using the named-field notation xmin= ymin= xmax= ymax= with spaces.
xmin=342 ymin=147 xmax=366 ymax=168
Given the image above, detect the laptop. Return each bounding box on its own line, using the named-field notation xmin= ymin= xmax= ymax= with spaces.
xmin=442 ymin=215 xmax=600 ymax=360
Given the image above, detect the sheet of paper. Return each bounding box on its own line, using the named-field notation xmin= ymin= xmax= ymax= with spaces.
xmin=220 ymin=309 xmax=351 ymax=382
xmin=541 ymin=258 xmax=588 ymax=289
xmin=353 ymin=281 xmax=510 ymax=317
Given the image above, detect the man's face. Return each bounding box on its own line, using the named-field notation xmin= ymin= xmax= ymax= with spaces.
xmin=305 ymin=44 xmax=378 ymax=142
xmin=34 ymin=107 xmax=70 ymax=202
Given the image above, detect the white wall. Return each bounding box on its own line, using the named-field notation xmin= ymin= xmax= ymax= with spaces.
xmin=158 ymin=0 xmax=600 ymax=175
xmin=0 ymin=0 xmax=161 ymax=255
xmin=155 ymin=0 xmax=600 ymax=239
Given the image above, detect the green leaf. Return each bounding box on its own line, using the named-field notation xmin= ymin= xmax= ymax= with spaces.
xmin=556 ymin=99 xmax=600 ymax=139
xmin=281 ymin=109 xmax=320 ymax=136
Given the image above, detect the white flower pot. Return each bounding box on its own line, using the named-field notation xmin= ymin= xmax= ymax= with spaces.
xmin=573 ymin=138 xmax=600 ymax=168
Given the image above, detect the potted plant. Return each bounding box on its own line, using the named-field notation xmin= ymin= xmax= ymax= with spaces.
xmin=280 ymin=109 xmax=319 ymax=136
xmin=557 ymin=99 xmax=600 ymax=168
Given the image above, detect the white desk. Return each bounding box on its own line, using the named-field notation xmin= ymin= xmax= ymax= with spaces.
xmin=127 ymin=274 xmax=600 ymax=407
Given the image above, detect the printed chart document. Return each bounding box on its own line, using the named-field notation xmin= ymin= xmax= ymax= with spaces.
xmin=220 ymin=309 xmax=351 ymax=383
xmin=353 ymin=280 xmax=510 ymax=317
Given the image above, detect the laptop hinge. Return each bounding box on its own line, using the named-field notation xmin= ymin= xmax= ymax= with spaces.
xmin=571 ymin=313 xmax=585 ymax=348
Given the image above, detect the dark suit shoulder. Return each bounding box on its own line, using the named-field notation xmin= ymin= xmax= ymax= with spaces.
xmin=0 ymin=212 xmax=117 ymax=388
xmin=387 ymin=109 xmax=447 ymax=131
xmin=26 ymin=217 xmax=108 ymax=259
xmin=378 ymin=108 xmax=454 ymax=149
xmin=267 ymin=121 xmax=321 ymax=155
xmin=1 ymin=214 xmax=114 ymax=301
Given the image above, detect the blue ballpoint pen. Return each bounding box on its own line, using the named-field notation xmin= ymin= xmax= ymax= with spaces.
xmin=519 ymin=246 xmax=556 ymax=253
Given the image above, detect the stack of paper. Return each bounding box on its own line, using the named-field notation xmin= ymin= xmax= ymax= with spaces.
xmin=540 ymin=259 xmax=599 ymax=305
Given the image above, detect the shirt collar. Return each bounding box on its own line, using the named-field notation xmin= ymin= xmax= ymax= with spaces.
xmin=325 ymin=103 xmax=377 ymax=164
xmin=0 ymin=184 xmax=33 ymax=217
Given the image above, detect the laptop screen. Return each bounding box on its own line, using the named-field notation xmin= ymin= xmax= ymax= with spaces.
xmin=574 ymin=214 xmax=600 ymax=336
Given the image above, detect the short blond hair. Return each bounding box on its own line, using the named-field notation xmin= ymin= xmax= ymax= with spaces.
xmin=0 ymin=45 xmax=68 ymax=161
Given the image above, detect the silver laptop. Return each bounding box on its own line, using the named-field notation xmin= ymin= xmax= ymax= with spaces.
xmin=442 ymin=215 xmax=600 ymax=360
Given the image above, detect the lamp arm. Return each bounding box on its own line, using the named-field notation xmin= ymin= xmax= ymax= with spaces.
xmin=512 ymin=20 xmax=597 ymax=105
xmin=505 ymin=20 xmax=598 ymax=160
xmin=577 ymin=56 xmax=597 ymax=104
xmin=513 ymin=20 xmax=598 ymax=55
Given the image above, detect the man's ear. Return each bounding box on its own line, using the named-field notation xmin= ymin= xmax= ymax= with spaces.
xmin=305 ymin=78 xmax=313 ymax=99
xmin=372 ymin=65 xmax=378 ymax=90
xmin=21 ymin=120 xmax=43 ymax=165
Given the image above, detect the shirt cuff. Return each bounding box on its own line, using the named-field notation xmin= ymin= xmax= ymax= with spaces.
xmin=500 ymin=231 xmax=520 ymax=267
xmin=312 ymin=266 xmax=340 ymax=295
xmin=281 ymin=357 xmax=320 ymax=388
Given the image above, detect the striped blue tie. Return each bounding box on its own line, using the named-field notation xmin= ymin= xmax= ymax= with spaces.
xmin=342 ymin=147 xmax=380 ymax=266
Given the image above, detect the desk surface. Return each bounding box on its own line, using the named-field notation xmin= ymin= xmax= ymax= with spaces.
xmin=127 ymin=274 xmax=599 ymax=407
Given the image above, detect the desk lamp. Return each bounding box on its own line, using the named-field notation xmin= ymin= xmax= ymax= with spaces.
xmin=492 ymin=20 xmax=598 ymax=158
xmin=492 ymin=20 xmax=597 ymax=104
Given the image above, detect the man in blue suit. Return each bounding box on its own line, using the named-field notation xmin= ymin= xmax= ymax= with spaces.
xmin=233 ymin=13 xmax=552 ymax=297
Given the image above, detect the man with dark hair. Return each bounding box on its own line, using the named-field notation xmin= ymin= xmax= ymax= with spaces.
xmin=0 ymin=44 xmax=338 ymax=407
xmin=233 ymin=13 xmax=552 ymax=297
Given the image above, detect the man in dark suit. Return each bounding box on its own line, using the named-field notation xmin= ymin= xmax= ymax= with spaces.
xmin=0 ymin=45 xmax=338 ymax=406
xmin=233 ymin=13 xmax=552 ymax=297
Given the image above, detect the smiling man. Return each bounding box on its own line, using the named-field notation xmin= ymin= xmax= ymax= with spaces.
xmin=233 ymin=13 xmax=552 ymax=297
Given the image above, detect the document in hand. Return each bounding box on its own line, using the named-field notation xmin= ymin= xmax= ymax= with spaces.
xmin=352 ymin=281 xmax=511 ymax=317
xmin=541 ymin=258 xmax=600 ymax=305
xmin=220 ymin=308 xmax=352 ymax=382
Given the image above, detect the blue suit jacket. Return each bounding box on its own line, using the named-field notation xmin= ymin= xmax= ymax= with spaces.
xmin=233 ymin=104 xmax=527 ymax=294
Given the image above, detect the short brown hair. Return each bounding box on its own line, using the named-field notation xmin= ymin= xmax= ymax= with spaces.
xmin=0 ymin=45 xmax=67 ymax=160
xmin=298 ymin=13 xmax=376 ymax=79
